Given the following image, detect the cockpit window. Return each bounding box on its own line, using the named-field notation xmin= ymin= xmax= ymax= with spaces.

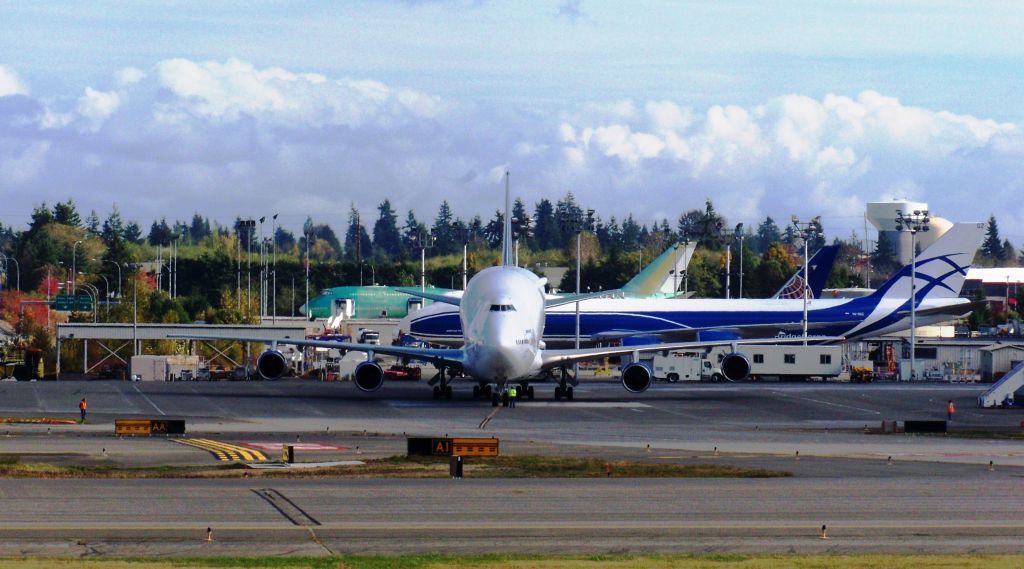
xmin=489 ymin=304 xmax=516 ymax=312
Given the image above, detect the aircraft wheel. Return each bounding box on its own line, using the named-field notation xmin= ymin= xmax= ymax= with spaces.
xmin=483 ymin=385 xmax=492 ymax=398
xmin=527 ymin=385 xmax=535 ymax=400
xmin=566 ymin=386 xmax=574 ymax=401
xmin=491 ymin=395 xmax=499 ymax=407
xmin=554 ymin=386 xmax=563 ymax=400
xmin=445 ymin=385 xmax=453 ymax=399
xmin=472 ymin=385 xmax=480 ymax=399
xmin=432 ymin=386 xmax=440 ymax=399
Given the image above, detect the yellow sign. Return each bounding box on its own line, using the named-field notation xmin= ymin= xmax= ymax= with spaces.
xmin=452 ymin=437 xmax=499 ymax=457
xmin=115 ymin=419 xmax=153 ymax=435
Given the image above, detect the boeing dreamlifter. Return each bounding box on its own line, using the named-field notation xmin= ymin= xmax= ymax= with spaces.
xmin=173 ymin=173 xmax=842 ymax=404
xmin=403 ymin=222 xmax=985 ymax=348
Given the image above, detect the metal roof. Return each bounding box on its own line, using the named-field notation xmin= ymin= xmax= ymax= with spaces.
xmin=57 ymin=323 xmax=307 ymax=341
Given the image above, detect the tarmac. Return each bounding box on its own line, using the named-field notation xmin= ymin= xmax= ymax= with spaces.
xmin=0 ymin=377 xmax=1023 ymax=555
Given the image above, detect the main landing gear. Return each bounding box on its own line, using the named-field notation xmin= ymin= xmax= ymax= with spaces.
xmin=430 ymin=367 xmax=453 ymax=400
xmin=553 ymin=367 xmax=576 ymax=401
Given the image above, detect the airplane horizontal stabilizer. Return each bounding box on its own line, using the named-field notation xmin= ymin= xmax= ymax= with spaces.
xmin=396 ymin=288 xmax=462 ymax=306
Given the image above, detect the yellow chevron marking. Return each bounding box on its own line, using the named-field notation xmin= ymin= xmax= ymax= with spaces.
xmin=175 ymin=438 xmax=267 ymax=462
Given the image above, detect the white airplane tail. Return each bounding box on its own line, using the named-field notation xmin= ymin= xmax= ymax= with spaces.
xmin=867 ymin=222 xmax=985 ymax=304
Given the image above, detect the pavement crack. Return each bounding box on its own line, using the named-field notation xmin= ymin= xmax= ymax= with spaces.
xmin=251 ymin=488 xmax=321 ymax=526
xmin=479 ymin=406 xmax=501 ymax=429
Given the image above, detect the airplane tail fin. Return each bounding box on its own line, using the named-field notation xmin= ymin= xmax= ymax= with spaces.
xmin=867 ymin=222 xmax=985 ymax=304
xmin=501 ymin=171 xmax=512 ymax=267
xmin=773 ymin=245 xmax=840 ymax=299
xmin=622 ymin=242 xmax=696 ymax=296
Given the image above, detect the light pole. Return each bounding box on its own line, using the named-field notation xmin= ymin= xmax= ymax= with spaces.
xmin=415 ymin=231 xmax=435 ymax=292
xmin=272 ymin=213 xmax=278 ymax=323
xmin=736 ymin=223 xmax=745 ymax=299
xmin=93 ymin=258 xmax=121 ymax=299
xmin=304 ymin=231 xmax=311 ymax=317
xmin=71 ymin=239 xmax=83 ymax=295
xmin=791 ymin=216 xmax=824 ymax=345
xmin=560 ymin=207 xmax=596 ymax=375
xmin=78 ymin=281 xmax=99 ymax=323
xmin=672 ymin=243 xmax=679 ymax=295
xmin=258 ymin=216 xmax=266 ymax=320
xmin=895 ymin=210 xmax=930 ymax=381
xmin=0 ymin=253 xmax=18 ymax=291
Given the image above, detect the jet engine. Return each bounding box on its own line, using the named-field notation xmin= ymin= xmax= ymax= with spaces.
xmin=353 ymin=361 xmax=386 ymax=392
xmin=621 ymin=362 xmax=653 ymax=393
xmin=720 ymin=353 xmax=751 ymax=381
xmin=256 ymin=349 xmax=288 ymax=379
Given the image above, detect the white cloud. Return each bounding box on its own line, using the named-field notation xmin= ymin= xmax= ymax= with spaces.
xmin=2 ymin=58 xmax=1024 ymax=240
xmin=77 ymin=87 xmax=121 ymax=127
xmin=114 ymin=66 xmax=146 ymax=85
xmin=0 ymin=65 xmax=27 ymax=97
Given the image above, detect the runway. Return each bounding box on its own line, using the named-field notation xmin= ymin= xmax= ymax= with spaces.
xmin=1 ymin=379 xmax=1023 ymax=554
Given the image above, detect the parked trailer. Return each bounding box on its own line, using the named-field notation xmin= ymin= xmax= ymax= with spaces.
xmin=651 ymin=344 xmax=844 ymax=382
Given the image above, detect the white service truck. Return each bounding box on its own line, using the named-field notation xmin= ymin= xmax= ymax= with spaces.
xmin=651 ymin=344 xmax=844 ymax=382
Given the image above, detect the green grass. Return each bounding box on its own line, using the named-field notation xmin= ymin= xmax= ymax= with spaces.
xmin=1 ymin=555 xmax=1024 ymax=569
xmin=0 ymin=455 xmax=788 ymax=479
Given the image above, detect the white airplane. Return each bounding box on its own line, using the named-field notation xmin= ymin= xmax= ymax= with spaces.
xmin=174 ymin=173 xmax=838 ymax=404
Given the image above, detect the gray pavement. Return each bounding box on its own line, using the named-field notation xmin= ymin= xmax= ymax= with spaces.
xmin=1 ymin=378 xmax=1023 ymax=554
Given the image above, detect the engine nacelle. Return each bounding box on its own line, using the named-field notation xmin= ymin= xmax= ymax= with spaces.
xmin=621 ymin=362 xmax=653 ymax=393
xmin=353 ymin=361 xmax=385 ymax=392
xmin=256 ymin=349 xmax=288 ymax=380
xmin=721 ymin=353 xmax=751 ymax=381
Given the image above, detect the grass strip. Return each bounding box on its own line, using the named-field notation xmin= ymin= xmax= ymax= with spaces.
xmin=1 ymin=554 xmax=1023 ymax=569
xmin=0 ymin=455 xmax=788 ymax=479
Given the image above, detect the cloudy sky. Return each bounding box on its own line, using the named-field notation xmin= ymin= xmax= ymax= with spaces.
xmin=1 ymin=1 xmax=1023 ymax=240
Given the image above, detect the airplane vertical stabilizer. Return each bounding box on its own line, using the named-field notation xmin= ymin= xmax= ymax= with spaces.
xmin=501 ymin=171 xmax=513 ymax=267
xmin=868 ymin=222 xmax=985 ymax=303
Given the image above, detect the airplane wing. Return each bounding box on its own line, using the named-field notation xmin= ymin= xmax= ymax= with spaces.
xmin=169 ymin=334 xmax=466 ymax=368
xmin=396 ymin=288 xmax=462 ymax=306
xmin=589 ymin=320 xmax=862 ymax=343
xmin=540 ymin=336 xmax=845 ymax=370
xmin=545 ymin=289 xmax=621 ymax=309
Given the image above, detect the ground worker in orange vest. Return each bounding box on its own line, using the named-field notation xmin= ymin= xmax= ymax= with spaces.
xmin=79 ymin=398 xmax=87 ymax=422
xmin=947 ymin=399 xmax=955 ymax=421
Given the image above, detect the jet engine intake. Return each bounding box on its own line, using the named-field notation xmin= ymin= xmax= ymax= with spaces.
xmin=621 ymin=362 xmax=653 ymax=393
xmin=353 ymin=361 xmax=386 ymax=392
xmin=256 ymin=349 xmax=288 ymax=380
xmin=721 ymin=353 xmax=751 ymax=381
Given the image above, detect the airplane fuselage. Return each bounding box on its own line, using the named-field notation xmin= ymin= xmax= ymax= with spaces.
xmin=458 ymin=265 xmax=545 ymax=383
xmin=404 ymin=295 xmax=972 ymax=347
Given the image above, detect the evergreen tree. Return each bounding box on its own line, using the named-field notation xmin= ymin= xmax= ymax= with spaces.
xmin=147 ymin=218 xmax=173 ymax=246
xmin=343 ymin=205 xmax=371 ymax=262
xmin=189 ymin=214 xmax=211 ymax=243
xmin=621 ymin=214 xmax=641 ymax=251
xmin=982 ymin=215 xmax=1004 ymax=259
xmin=402 ymin=210 xmax=427 ymax=253
xmin=554 ymin=192 xmax=583 ymax=249
xmin=84 ymin=210 xmax=101 ymax=236
xmin=1001 ymin=239 xmax=1015 ymax=264
xmin=431 ymin=201 xmax=457 ymax=255
xmin=533 ymin=198 xmax=559 ymax=250
xmin=372 ymin=199 xmax=402 ymax=260
xmin=274 ymin=226 xmax=296 ymax=252
xmin=101 ymin=206 xmax=125 ymax=243
xmin=755 ymin=216 xmax=781 ymax=253
xmin=123 ymin=221 xmax=143 ymax=244
xmin=871 ymin=231 xmax=898 ymax=275
xmin=29 ymin=203 xmax=53 ymax=233
xmin=484 ymin=210 xmax=504 ymax=248
xmin=52 ymin=199 xmax=81 ymax=226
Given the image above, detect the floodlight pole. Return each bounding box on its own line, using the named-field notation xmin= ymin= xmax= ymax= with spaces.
xmin=895 ymin=210 xmax=930 ymax=381
xmin=791 ymin=216 xmax=823 ymax=345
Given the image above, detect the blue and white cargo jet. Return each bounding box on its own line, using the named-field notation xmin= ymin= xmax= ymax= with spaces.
xmin=402 ymin=222 xmax=984 ymax=347
xmin=172 ymin=174 xmax=841 ymax=403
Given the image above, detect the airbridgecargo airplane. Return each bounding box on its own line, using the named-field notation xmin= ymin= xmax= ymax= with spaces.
xmin=172 ymin=173 xmax=840 ymax=404
xmin=402 ymin=222 xmax=985 ymax=348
